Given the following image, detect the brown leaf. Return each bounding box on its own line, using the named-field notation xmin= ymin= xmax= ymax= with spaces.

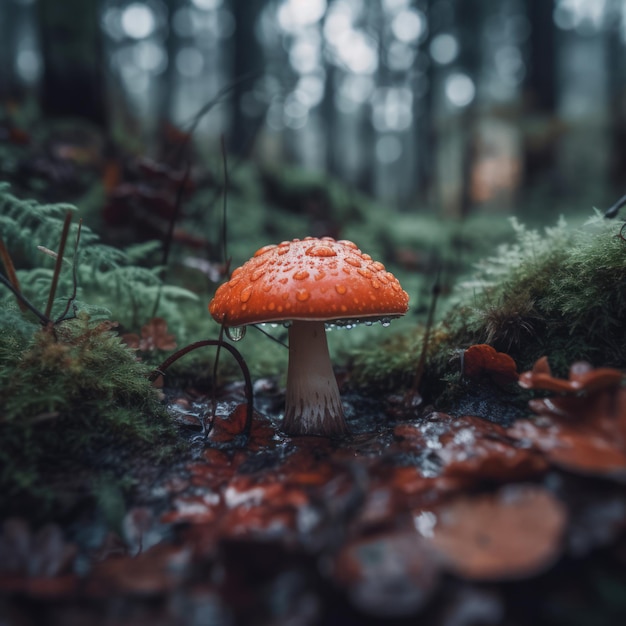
xmin=509 ymin=358 xmax=626 ymax=478
xmin=87 ymin=543 xmax=191 ymax=596
xmin=419 ymin=484 xmax=566 ymax=581
xmin=437 ymin=415 xmax=548 ymax=481
xmin=206 ymin=404 xmax=275 ymax=448
xmin=518 ymin=357 xmax=623 ymax=395
xmin=139 ymin=317 xmax=177 ymax=351
xmin=508 ymin=419 xmax=626 ymax=479
xmin=463 ymin=344 xmax=519 ymax=386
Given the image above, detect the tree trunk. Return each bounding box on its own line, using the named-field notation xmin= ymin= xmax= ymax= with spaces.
xmin=37 ymin=0 xmax=106 ymax=126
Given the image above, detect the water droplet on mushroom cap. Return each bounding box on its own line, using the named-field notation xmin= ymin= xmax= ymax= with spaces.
xmin=208 ymin=237 xmax=409 ymax=327
xmin=226 ymin=326 xmax=246 ymax=341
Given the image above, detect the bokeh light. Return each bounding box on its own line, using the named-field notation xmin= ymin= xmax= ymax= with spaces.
xmin=376 ymin=135 xmax=403 ymax=164
xmin=391 ymin=8 xmax=427 ymax=44
xmin=372 ymin=87 xmax=413 ymax=132
xmin=176 ymin=47 xmax=204 ymax=78
xmin=191 ymin=0 xmax=222 ymax=10
xmin=278 ymin=0 xmax=327 ymax=32
xmin=430 ymin=33 xmax=459 ymax=65
xmin=121 ymin=3 xmax=156 ymax=40
xmin=445 ymin=73 xmax=475 ymax=108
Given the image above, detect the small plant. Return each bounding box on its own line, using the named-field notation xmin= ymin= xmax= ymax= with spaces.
xmin=0 ymin=186 xmax=184 ymax=516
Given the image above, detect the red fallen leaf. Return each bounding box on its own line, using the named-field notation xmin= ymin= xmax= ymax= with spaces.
xmin=518 ymin=357 xmax=623 ymax=394
xmin=463 ymin=344 xmax=519 ymax=386
xmin=437 ymin=415 xmax=548 ymax=481
xmin=121 ymin=317 xmax=177 ymax=352
xmin=509 ymin=420 xmax=626 ymax=478
xmin=509 ymin=358 xmax=626 ymax=478
xmin=419 ymin=484 xmax=566 ymax=581
xmin=388 ymin=466 xmax=466 ymax=498
xmin=0 ymin=573 xmax=78 ymax=597
xmin=207 ymin=404 xmax=275 ymax=448
xmin=333 ymin=532 xmax=440 ymax=617
xmin=183 ymin=451 xmax=236 ymax=494
xmin=392 ymin=415 xmax=547 ymax=486
xmin=214 ymin=478 xmax=311 ymax=537
xmin=86 ymin=543 xmax=192 ymax=596
xmin=218 ymin=505 xmax=298 ymax=538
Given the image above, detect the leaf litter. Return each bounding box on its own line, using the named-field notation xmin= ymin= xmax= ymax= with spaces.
xmin=1 ymin=357 xmax=626 ymax=624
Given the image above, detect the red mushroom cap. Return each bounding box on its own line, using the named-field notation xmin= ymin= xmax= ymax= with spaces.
xmin=209 ymin=237 xmax=409 ymax=326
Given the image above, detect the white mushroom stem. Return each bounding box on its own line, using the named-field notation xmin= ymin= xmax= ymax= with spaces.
xmin=283 ymin=320 xmax=349 ymax=436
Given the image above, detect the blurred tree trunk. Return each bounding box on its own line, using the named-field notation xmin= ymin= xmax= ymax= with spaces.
xmin=526 ymin=0 xmax=557 ymax=112
xmin=456 ymin=0 xmax=483 ymax=218
xmin=607 ymin=10 xmax=626 ymax=190
xmin=37 ymin=0 xmax=106 ymax=126
xmin=0 ymin=1 xmax=17 ymax=100
xmin=230 ymin=0 xmax=265 ymax=156
xmin=416 ymin=0 xmax=440 ymax=206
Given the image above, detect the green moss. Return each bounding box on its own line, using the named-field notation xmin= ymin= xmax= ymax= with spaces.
xmin=0 ymin=186 xmax=184 ymax=516
xmin=0 ymin=313 xmax=175 ymax=513
xmin=351 ymin=214 xmax=626 ymax=395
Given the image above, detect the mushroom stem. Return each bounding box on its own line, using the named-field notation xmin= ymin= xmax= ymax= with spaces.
xmin=283 ymin=320 xmax=348 ymax=436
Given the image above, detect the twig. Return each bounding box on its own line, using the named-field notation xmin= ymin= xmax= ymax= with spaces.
xmin=409 ymin=267 xmax=442 ymax=396
xmin=150 ymin=338 xmax=254 ymax=442
xmin=44 ymin=210 xmax=72 ymax=319
xmin=220 ymin=134 xmax=230 ymax=274
xmin=150 ymin=162 xmax=191 ymax=319
xmin=56 ymin=218 xmax=83 ymax=323
xmin=0 ymin=272 xmax=51 ymax=325
xmin=605 ymin=193 xmax=626 ymax=219
xmin=0 ymin=238 xmax=27 ymax=313
xmin=252 ymin=324 xmax=289 ymax=349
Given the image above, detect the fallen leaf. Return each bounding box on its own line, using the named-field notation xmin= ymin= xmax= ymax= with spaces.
xmin=418 ymin=484 xmax=566 ymax=581
xmin=463 ymin=344 xmax=519 ymax=386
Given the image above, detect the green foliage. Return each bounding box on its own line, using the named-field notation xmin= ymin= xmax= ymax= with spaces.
xmin=0 ymin=184 xmax=198 ymax=330
xmin=449 ymin=214 xmax=626 ymax=372
xmin=0 ymin=186 xmax=185 ymax=515
xmin=351 ymin=214 xmax=626 ymax=394
xmin=0 ymin=314 xmax=174 ymax=513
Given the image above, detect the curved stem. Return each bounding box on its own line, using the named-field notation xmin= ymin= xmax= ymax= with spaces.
xmin=150 ymin=339 xmax=254 ymax=441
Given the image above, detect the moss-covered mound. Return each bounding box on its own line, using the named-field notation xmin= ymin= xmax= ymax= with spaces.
xmin=0 ymin=315 xmax=174 ymax=513
xmin=0 ymin=187 xmax=181 ymax=516
xmin=351 ymin=214 xmax=626 ymax=396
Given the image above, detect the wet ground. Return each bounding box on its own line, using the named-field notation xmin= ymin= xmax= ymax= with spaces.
xmin=2 ymin=375 xmax=626 ymax=625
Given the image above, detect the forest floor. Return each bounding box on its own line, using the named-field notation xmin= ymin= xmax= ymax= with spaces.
xmin=2 ymin=373 xmax=626 ymax=626
xmin=1 ymin=116 xmax=626 ymax=625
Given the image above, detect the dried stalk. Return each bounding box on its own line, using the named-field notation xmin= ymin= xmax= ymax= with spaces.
xmin=44 ymin=210 xmax=72 ymax=319
xmin=0 ymin=238 xmax=27 ymax=313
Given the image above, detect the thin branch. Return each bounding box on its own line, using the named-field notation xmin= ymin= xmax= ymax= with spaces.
xmin=605 ymin=193 xmax=626 ymax=219
xmin=408 ymin=266 xmax=442 ymax=397
xmin=151 ymin=162 xmax=191 ymax=319
xmin=252 ymin=324 xmax=289 ymax=349
xmin=56 ymin=218 xmax=83 ymax=323
xmin=172 ymin=71 xmax=259 ymax=167
xmin=150 ymin=338 xmax=254 ymax=442
xmin=44 ymin=210 xmax=72 ymax=319
xmin=220 ymin=134 xmax=230 ymax=274
xmin=0 ymin=272 xmax=51 ymax=325
xmin=0 ymin=238 xmax=27 ymax=313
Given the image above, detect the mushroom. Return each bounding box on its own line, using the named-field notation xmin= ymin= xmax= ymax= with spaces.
xmin=209 ymin=237 xmax=409 ymax=436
